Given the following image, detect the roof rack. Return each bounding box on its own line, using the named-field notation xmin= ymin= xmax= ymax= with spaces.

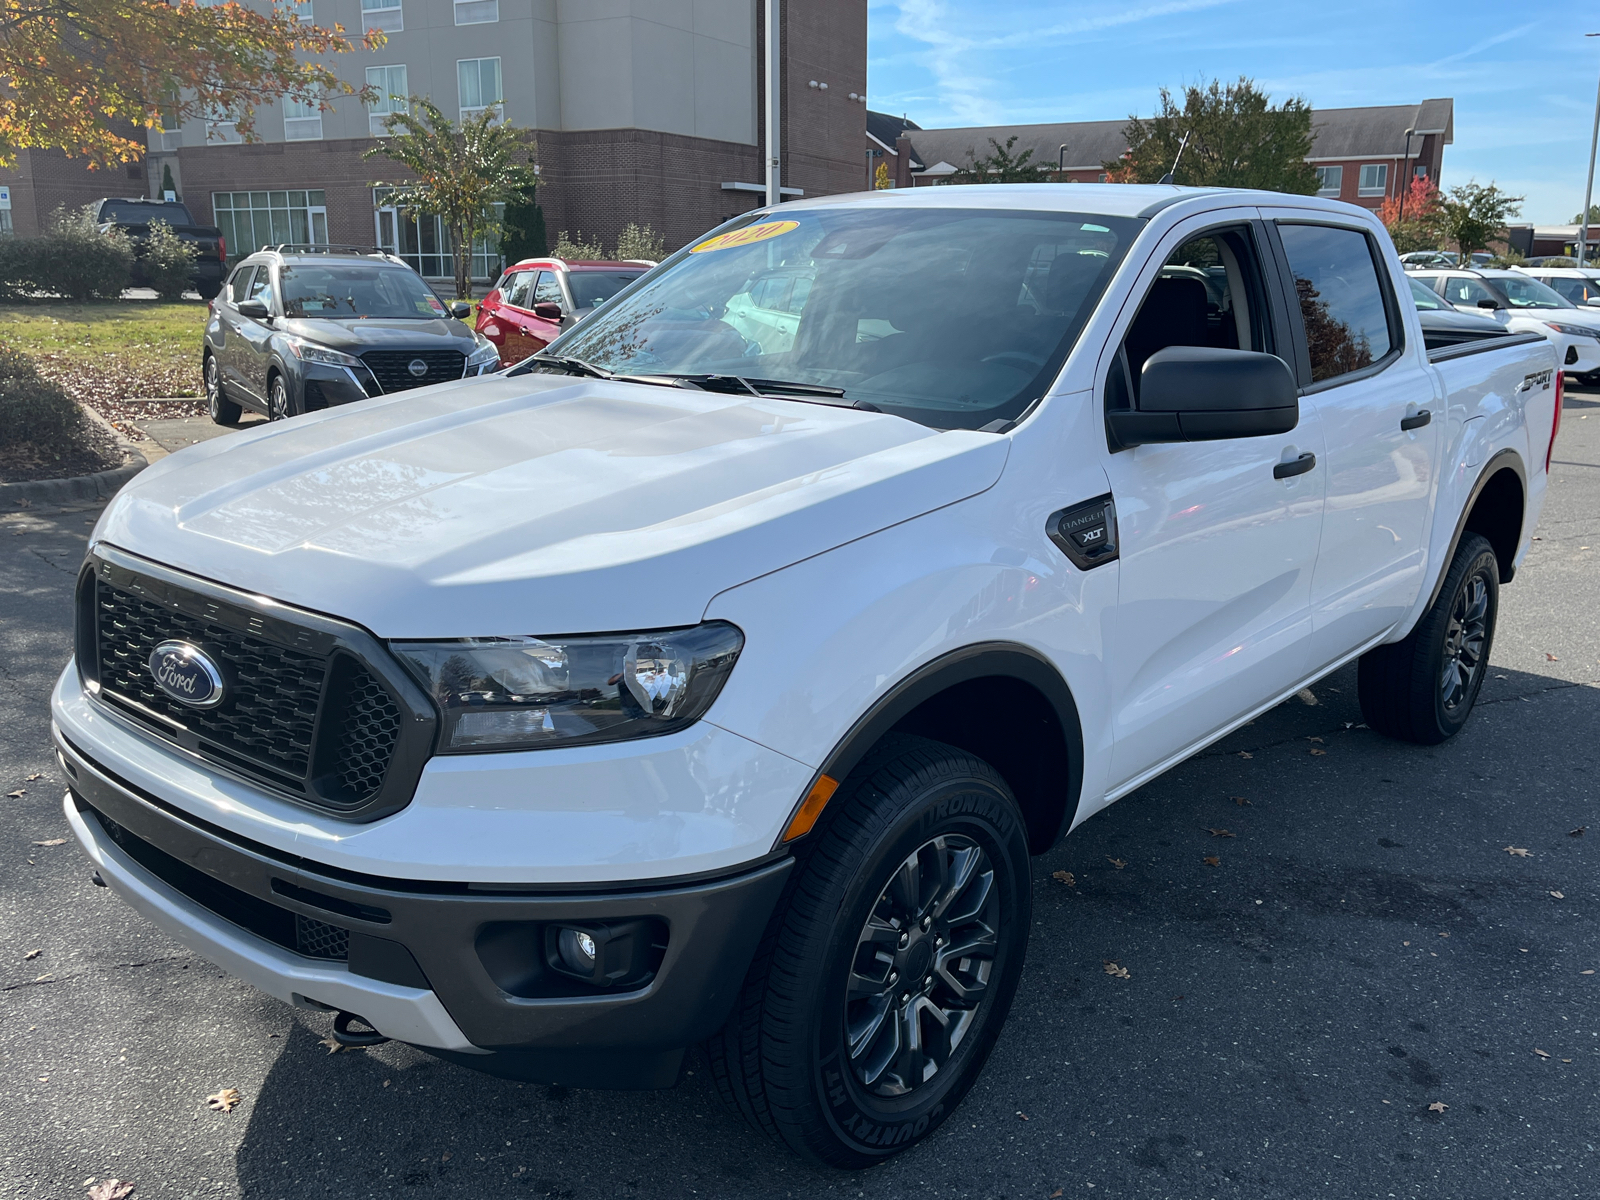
xmin=263 ymin=244 xmax=393 ymax=257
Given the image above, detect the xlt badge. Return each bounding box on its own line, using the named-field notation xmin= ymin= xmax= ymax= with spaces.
xmin=1047 ymin=494 xmax=1119 ymax=570
xmin=148 ymin=641 xmax=227 ymax=709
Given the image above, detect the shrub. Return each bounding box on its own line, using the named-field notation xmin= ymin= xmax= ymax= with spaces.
xmin=614 ymin=222 xmax=665 ymax=262
xmin=552 ymin=229 xmax=604 ymax=260
xmin=0 ymin=205 xmax=135 ymax=302
xmin=500 ymin=195 xmax=548 ymax=265
xmin=141 ymin=219 xmax=198 ymax=301
xmin=0 ymin=344 xmax=89 ymax=454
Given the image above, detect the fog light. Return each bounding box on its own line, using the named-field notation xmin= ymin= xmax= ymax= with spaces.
xmin=544 ymin=919 xmax=662 ymax=989
xmin=557 ymin=927 xmax=597 ymax=972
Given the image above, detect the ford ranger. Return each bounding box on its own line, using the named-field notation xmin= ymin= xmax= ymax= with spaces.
xmin=54 ymin=185 xmax=1560 ymax=1167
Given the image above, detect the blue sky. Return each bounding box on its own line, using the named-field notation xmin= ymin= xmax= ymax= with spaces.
xmin=866 ymin=0 xmax=1599 ymax=224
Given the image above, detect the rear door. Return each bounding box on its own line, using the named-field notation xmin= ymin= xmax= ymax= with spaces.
xmin=494 ymin=269 xmax=539 ymax=362
xmin=1100 ymin=215 xmax=1328 ymax=789
xmin=1268 ymin=217 xmax=1444 ymax=666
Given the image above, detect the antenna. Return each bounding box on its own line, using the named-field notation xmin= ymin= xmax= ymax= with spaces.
xmin=1158 ymin=130 xmax=1191 ymax=186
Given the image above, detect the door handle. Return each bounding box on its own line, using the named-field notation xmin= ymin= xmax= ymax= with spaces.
xmin=1273 ymin=451 xmax=1316 ymax=479
xmin=1400 ymin=408 xmax=1432 ymax=431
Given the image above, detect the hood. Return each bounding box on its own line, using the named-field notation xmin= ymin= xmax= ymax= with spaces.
xmin=1417 ymin=307 xmax=1504 ymax=333
xmin=96 ymin=376 xmax=1009 ymax=637
xmin=278 ymin=316 xmax=476 ymax=353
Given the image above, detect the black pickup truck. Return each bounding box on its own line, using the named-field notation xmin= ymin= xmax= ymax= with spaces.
xmin=95 ymin=198 xmax=228 ymax=299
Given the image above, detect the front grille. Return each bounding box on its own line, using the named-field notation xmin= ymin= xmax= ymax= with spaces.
xmin=84 ymin=559 xmax=426 ymax=816
xmin=296 ymin=914 xmax=351 ymax=960
xmin=360 ymin=349 xmax=465 ymax=393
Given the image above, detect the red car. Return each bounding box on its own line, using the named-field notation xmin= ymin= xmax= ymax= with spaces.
xmin=475 ymin=257 xmax=653 ymax=366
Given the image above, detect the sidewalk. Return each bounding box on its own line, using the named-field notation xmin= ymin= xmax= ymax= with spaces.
xmin=129 ymin=399 xmax=265 ymax=463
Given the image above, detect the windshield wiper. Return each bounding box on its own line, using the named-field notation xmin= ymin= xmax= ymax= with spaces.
xmin=513 ymin=353 xmax=615 ymax=379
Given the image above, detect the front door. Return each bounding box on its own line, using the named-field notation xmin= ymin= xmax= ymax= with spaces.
xmin=1269 ymin=218 xmax=1444 ymax=665
xmin=235 ymin=265 xmax=275 ymax=406
xmin=1102 ymin=220 xmax=1327 ymax=790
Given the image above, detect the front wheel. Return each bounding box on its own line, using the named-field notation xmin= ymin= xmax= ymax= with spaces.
xmin=1358 ymin=532 xmax=1499 ymax=744
xmin=205 ymin=354 xmax=241 ymax=425
xmin=708 ymin=735 xmax=1031 ymax=1167
xmin=267 ymin=373 xmax=293 ymax=421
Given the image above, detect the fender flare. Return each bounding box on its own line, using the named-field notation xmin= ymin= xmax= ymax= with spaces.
xmin=787 ymin=642 xmax=1085 ymax=853
xmin=1420 ymin=447 xmax=1526 ymax=616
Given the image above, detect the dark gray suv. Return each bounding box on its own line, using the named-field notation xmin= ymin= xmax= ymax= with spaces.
xmin=203 ymin=245 xmax=501 ymax=423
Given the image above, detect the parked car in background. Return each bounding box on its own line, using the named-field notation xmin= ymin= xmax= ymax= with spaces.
xmin=1399 ymin=250 xmax=1456 ymax=269
xmin=1513 ymin=265 xmax=1600 ymax=307
xmin=95 ymin=198 xmax=227 ymax=299
xmin=1406 ymin=276 xmax=1509 ymax=349
xmin=1410 ymin=267 xmax=1600 ymax=381
xmin=475 ymin=257 xmax=652 ymax=365
xmin=203 ymin=245 xmax=500 ymax=423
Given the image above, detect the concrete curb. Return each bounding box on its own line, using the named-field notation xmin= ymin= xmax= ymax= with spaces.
xmin=2 ymin=401 xmax=149 ymax=507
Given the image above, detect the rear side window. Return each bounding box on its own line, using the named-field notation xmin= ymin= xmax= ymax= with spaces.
xmin=1278 ymin=224 xmax=1394 ymax=384
xmin=501 ymin=270 xmax=536 ymax=308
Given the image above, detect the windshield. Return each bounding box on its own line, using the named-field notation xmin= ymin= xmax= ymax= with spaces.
xmin=1539 ymin=275 xmax=1600 ymax=305
xmin=543 ymin=208 xmax=1140 ymax=429
xmin=569 ymin=270 xmax=646 ymax=309
xmin=279 ymin=263 xmax=450 ymax=319
xmin=1490 ymin=275 xmax=1572 ymax=309
xmin=101 ymin=201 xmax=193 ymax=226
xmin=1408 ymin=277 xmax=1445 ymax=310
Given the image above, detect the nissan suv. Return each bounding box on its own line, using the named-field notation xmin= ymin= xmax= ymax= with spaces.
xmin=204 ymin=245 xmax=501 ymax=423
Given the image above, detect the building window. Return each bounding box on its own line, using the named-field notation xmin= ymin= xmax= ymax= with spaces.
xmin=283 ymin=96 xmax=323 ymax=142
xmin=366 ymin=65 xmax=409 ymax=137
xmin=213 ymin=190 xmax=327 ymax=261
xmin=205 ymin=102 xmax=242 ymax=145
xmin=1097 ymin=172 xmax=1109 ymax=183
xmin=374 ymin=188 xmax=501 ymax=281
xmin=288 ymin=0 xmax=311 ymax=18
xmin=457 ymin=57 xmax=502 ymax=122
xmin=1357 ymin=163 xmax=1388 ymax=197
xmin=1414 ymin=164 xmax=1428 ymax=179
xmin=455 ymin=0 xmax=498 ymax=23
xmin=1315 ymin=165 xmax=1343 ymax=197
xmin=361 ymin=0 xmax=402 ymax=33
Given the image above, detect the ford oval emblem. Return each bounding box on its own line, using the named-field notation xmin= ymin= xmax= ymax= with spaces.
xmin=408 ymin=358 xmax=428 ymax=378
xmin=148 ymin=641 xmax=226 ymax=709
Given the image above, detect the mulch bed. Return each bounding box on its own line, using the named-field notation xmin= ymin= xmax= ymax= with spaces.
xmin=0 ymin=424 xmax=125 ymax=484
xmin=30 ymin=353 xmax=204 ymax=443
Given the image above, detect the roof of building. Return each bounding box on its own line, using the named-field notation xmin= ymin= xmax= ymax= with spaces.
xmin=866 ymin=110 xmax=922 ymax=156
xmin=898 ymin=99 xmax=1454 ymax=175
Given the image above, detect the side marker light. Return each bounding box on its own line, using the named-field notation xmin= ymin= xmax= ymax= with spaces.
xmin=782 ymin=774 xmax=839 ymax=843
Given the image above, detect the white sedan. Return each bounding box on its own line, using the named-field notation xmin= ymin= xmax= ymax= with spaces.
xmin=1513 ymin=265 xmax=1600 ymax=307
xmin=1409 ymin=267 xmax=1600 ymax=380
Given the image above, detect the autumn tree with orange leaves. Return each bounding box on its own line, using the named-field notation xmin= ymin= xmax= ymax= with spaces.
xmin=0 ymin=0 xmax=384 ymax=168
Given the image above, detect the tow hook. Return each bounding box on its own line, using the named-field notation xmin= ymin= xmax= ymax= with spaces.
xmin=91 ymin=872 xmax=107 ymax=888
xmin=332 ymin=1011 xmax=390 ymax=1048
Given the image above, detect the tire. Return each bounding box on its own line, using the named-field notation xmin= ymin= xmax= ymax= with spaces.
xmin=267 ymin=373 xmax=293 ymax=421
xmin=1358 ymin=533 xmax=1499 ymax=744
xmin=707 ymin=735 xmax=1031 ymax=1167
xmin=205 ymin=353 xmax=241 ymax=425
xmin=195 ymin=279 xmax=223 ymax=301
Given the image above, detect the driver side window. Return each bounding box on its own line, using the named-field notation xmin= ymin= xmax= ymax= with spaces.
xmin=532 ymin=272 xmax=564 ymax=309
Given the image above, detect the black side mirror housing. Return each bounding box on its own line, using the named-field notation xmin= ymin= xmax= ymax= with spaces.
xmin=1107 ymin=346 xmax=1299 ymax=449
xmin=236 ymin=298 xmax=269 ymax=319
xmin=450 ymin=301 xmax=472 ymax=319
xmin=532 ymin=301 xmax=564 ymax=321
xmin=1476 ymin=298 xmax=1500 ymax=310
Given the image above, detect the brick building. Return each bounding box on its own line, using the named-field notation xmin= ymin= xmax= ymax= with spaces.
xmin=1 ymin=0 xmax=866 ymax=281
xmin=876 ymin=98 xmax=1454 ymax=208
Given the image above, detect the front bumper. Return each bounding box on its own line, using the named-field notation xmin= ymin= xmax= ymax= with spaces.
xmin=58 ymin=733 xmax=790 ymax=1088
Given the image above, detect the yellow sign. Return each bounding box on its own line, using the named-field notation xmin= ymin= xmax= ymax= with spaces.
xmin=690 ymin=220 xmax=799 ymax=254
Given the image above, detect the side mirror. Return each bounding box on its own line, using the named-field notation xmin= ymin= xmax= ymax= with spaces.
xmin=1107 ymin=346 xmax=1298 ymax=449
xmin=532 ymin=301 xmax=563 ymax=321
xmin=1476 ymin=298 xmax=1501 ymax=310
xmin=450 ymin=301 xmax=472 ymax=319
xmin=236 ymin=298 xmax=269 ymax=319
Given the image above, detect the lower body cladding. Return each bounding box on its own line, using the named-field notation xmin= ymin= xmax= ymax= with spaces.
xmin=56 ymin=733 xmax=790 ymax=1089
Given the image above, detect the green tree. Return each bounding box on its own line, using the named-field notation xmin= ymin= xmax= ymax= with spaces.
xmin=1439 ymin=181 xmax=1524 ymax=263
xmin=614 ymin=223 xmax=665 ymax=262
xmin=1572 ymin=204 xmax=1600 ymax=224
xmin=141 ymin=220 xmax=198 ymax=302
xmin=499 ymin=194 xmax=547 ymax=265
xmin=1110 ymin=77 xmax=1318 ymax=194
xmin=160 ymin=163 xmax=177 ymax=199
xmin=952 ymin=135 xmax=1049 ymax=184
xmin=873 ymin=160 xmax=892 ymax=190
xmin=365 ymin=97 xmax=536 ymax=299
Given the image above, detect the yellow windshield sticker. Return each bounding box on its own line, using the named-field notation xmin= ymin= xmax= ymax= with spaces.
xmin=690 ymin=220 xmax=799 ymax=254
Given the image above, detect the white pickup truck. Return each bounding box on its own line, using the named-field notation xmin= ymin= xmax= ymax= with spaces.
xmin=55 ymin=185 xmax=1560 ymax=1167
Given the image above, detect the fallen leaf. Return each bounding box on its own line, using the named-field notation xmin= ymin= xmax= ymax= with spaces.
xmin=1106 ymin=857 xmax=1127 ymax=869
xmin=1545 ymin=653 xmax=1559 ymax=661
xmin=1232 ymin=796 xmax=1251 ymax=806
xmin=1551 ymin=891 xmax=1565 ymax=899
xmin=1582 ymin=970 xmax=1595 ymax=975
xmin=1207 ymin=828 xmax=1235 ymax=838
xmin=24 ymin=949 xmax=41 ymax=960
xmin=1427 ymin=1101 xmax=1448 ymax=1113
xmin=382 ymin=1079 xmax=391 ymax=1087
xmin=1533 ymin=1049 xmax=1551 ymax=1059
xmin=1050 ymin=870 xmax=1076 ymax=887
xmin=1307 ymin=736 xmax=1324 ymax=743
xmin=1203 ymin=856 xmax=1221 ymax=867
xmin=1102 ymin=960 xmax=1130 ymax=980
xmin=1309 ymin=748 xmax=1327 ymax=756
xmin=1563 ymin=1059 xmax=1573 ymax=1063
xmin=87 ymin=1181 xmax=135 ymax=1200
xmin=6 ymin=789 xmax=24 ymax=798
xmin=1503 ymin=846 xmax=1531 ymax=857
xmin=1404 ymin=941 xmax=1410 ymax=946
xmin=441 ymin=1152 xmax=451 ymax=1162
xmin=1237 ymin=751 xmax=1253 ymax=759
xmin=1569 ymin=827 xmax=1586 ymax=838
xmin=32 ymin=838 xmax=66 ymax=847
xmin=319 ymin=1037 xmax=345 ymax=1055
xmin=1050 ymin=1191 xmax=1063 ymax=1199
xmin=1017 ymin=1111 xmax=1029 ymax=1121
xmin=1438 ymin=931 xmax=1450 ymax=938
xmin=25 ymin=773 xmax=42 ymax=781
xmin=34 ymin=972 xmax=52 ymax=982
xmin=205 ymin=1088 xmax=241 ymax=1113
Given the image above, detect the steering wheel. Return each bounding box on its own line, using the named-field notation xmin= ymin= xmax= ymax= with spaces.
xmin=980 ymin=351 xmax=1047 ymax=371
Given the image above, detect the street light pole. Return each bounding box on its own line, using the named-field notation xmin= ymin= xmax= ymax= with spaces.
xmin=1058 ymin=143 xmax=1068 ymax=180
xmin=765 ymin=0 xmax=781 ymax=208
xmin=1398 ymin=128 xmax=1416 ymax=223
xmin=1580 ymin=33 xmax=1600 ymax=266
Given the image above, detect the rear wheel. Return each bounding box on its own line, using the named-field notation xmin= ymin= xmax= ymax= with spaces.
xmin=205 ymin=354 xmax=241 ymax=425
xmin=707 ymin=735 xmax=1031 ymax=1167
xmin=196 ymin=279 xmax=223 ymax=301
xmin=1358 ymin=533 xmax=1499 ymax=744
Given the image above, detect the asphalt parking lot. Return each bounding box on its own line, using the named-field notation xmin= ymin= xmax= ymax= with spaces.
xmin=2 ymin=386 xmax=1596 ymax=1200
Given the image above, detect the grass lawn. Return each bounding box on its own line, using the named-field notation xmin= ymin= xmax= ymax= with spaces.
xmin=0 ymin=299 xmax=209 ymax=438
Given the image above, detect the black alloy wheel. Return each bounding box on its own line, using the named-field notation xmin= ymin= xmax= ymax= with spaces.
xmin=707 ymin=735 xmax=1031 ymax=1167
xmin=1358 ymin=532 xmax=1500 ymax=744
xmin=205 ymin=354 xmax=241 ymax=425
xmin=268 ymin=374 xmax=292 ymax=421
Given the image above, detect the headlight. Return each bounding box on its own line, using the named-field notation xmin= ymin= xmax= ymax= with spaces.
xmin=284 ymin=337 xmax=364 ymax=367
xmin=1543 ymin=322 xmax=1600 ymax=339
xmin=466 ymin=340 xmax=500 ymax=368
xmin=391 ymin=622 xmax=744 ymax=752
